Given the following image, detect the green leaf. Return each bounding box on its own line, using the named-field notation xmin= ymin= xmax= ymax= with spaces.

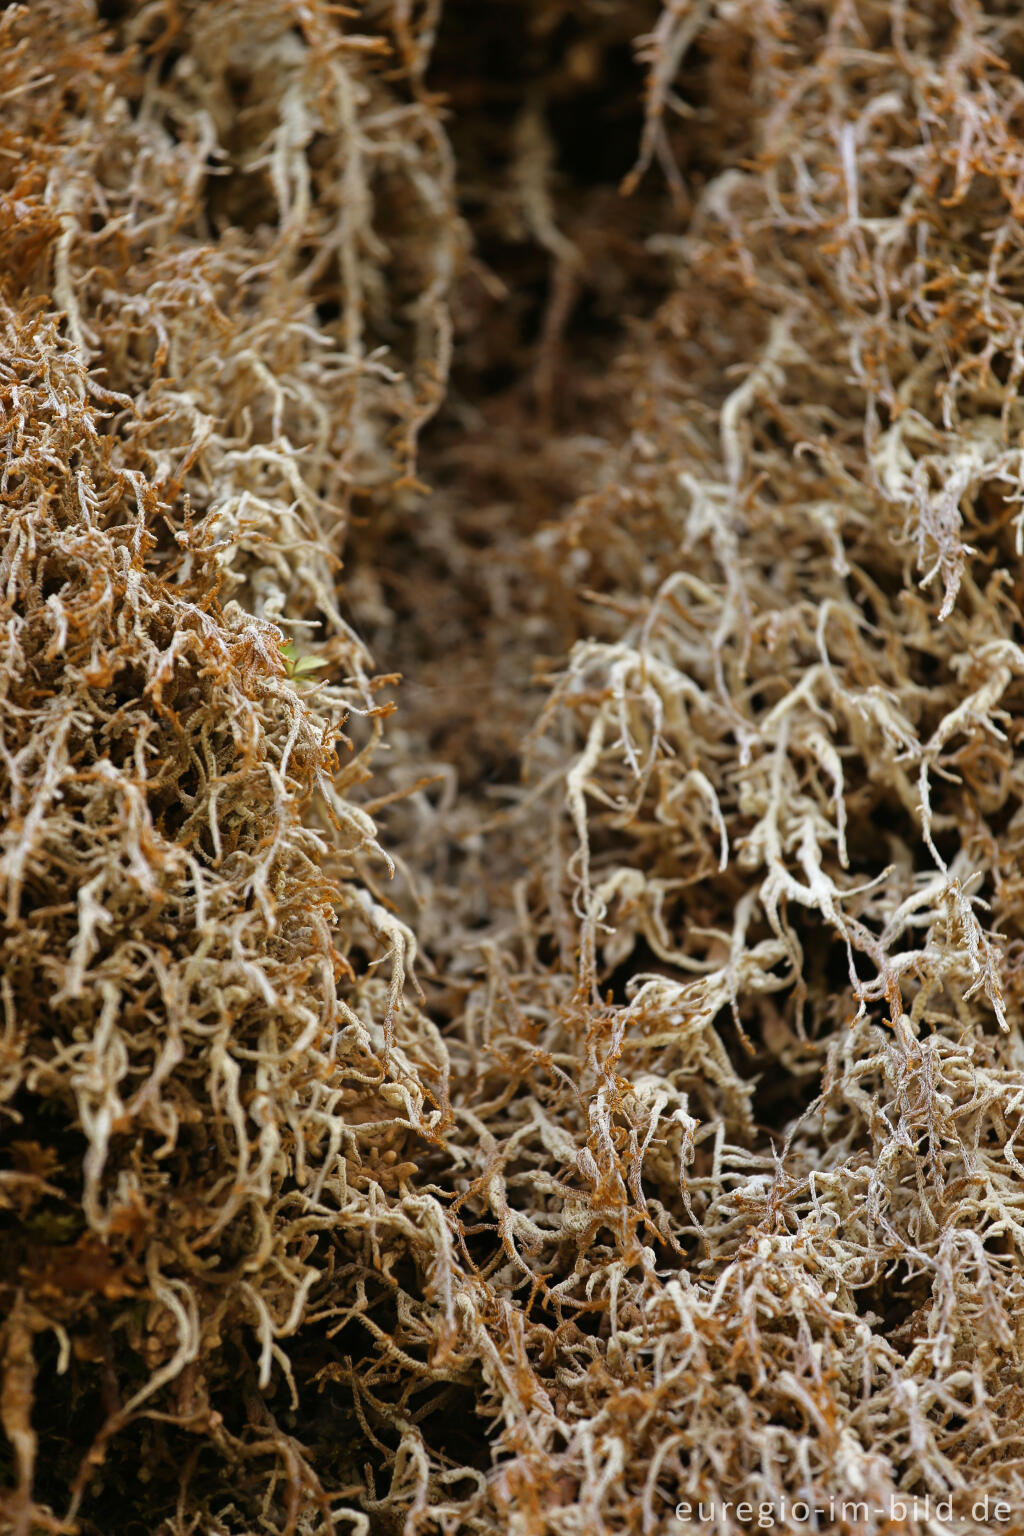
xmin=279 ymin=640 xmax=329 ymax=680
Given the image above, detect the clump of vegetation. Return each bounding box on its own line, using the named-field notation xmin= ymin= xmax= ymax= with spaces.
xmin=0 ymin=3 xmax=457 ymax=1532
xmin=5 ymin=1 xmax=1024 ymax=1533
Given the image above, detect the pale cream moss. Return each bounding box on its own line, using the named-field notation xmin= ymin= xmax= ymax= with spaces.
xmin=6 ymin=2 xmax=1024 ymax=1535
xmin=344 ymin=1 xmax=1024 ymax=1531
xmin=0 ymin=3 xmax=458 ymax=1533
xmin=417 ymin=3 xmax=1024 ymax=1530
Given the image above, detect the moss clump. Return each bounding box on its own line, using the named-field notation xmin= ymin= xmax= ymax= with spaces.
xmin=347 ymin=0 xmax=1024 ymax=1528
xmin=0 ymin=3 xmax=456 ymax=1532
xmin=5 ymin=2 xmax=1024 ymax=1534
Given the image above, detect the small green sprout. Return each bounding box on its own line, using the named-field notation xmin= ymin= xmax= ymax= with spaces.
xmin=279 ymin=639 xmax=330 ymax=684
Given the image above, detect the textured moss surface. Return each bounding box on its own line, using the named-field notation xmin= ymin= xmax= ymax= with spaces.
xmin=3 ymin=3 xmax=1024 ymax=1534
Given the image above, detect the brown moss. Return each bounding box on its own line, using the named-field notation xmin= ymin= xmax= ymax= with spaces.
xmin=5 ymin=1 xmax=1024 ymax=1534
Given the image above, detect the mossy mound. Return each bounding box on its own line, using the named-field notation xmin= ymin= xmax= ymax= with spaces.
xmin=5 ymin=3 xmax=1024 ymax=1535
xmin=1 ymin=4 xmax=456 ymax=1531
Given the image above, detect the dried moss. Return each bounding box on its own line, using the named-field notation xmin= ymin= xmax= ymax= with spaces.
xmin=5 ymin=1 xmax=1024 ymax=1534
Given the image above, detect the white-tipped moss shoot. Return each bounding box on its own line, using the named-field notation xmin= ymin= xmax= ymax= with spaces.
xmin=3 ymin=2 xmax=1024 ymax=1533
